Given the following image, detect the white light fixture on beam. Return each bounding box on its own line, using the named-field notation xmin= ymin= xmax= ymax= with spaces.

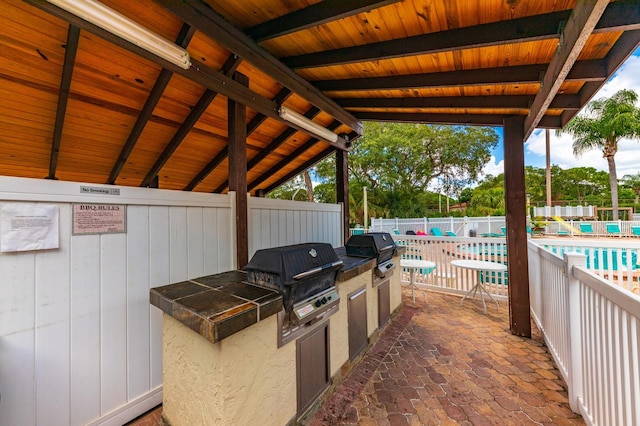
xmin=279 ymin=106 xmax=339 ymax=144
xmin=46 ymin=0 xmax=191 ymax=69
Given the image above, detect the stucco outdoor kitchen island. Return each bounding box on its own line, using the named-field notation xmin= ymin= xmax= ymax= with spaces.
xmin=150 ymin=246 xmax=403 ymax=425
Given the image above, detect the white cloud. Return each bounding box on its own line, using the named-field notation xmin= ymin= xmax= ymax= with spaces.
xmin=524 ymin=53 xmax=640 ymax=177
xmin=481 ymin=156 xmax=504 ymax=177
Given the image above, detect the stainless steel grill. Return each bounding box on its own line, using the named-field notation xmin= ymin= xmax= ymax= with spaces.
xmin=345 ymin=232 xmax=397 ymax=278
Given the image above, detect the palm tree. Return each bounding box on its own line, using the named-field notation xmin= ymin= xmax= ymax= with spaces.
xmin=558 ymin=89 xmax=640 ymax=219
xmin=621 ymin=173 xmax=640 ymax=213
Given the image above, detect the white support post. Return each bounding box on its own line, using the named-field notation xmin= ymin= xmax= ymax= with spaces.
xmin=463 ymin=216 xmax=469 ymax=238
xmin=423 ymin=217 xmax=428 ymax=233
xmin=564 ymin=251 xmax=587 ymax=413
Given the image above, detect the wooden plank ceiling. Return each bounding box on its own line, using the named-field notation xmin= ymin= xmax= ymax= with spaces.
xmin=1 ymin=0 xmax=638 ymax=193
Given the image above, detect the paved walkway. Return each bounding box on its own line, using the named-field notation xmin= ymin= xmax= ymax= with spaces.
xmin=129 ymin=288 xmax=584 ymax=425
xmin=307 ymin=289 xmax=584 ymax=425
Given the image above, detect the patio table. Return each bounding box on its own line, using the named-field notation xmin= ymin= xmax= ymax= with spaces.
xmin=451 ymin=259 xmax=507 ymax=313
xmin=400 ymin=258 xmax=435 ymax=303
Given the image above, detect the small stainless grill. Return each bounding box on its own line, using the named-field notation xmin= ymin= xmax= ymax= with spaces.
xmin=345 ymin=232 xmax=397 ymax=279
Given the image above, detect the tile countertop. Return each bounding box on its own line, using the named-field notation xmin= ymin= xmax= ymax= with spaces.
xmin=150 ymin=246 xmax=403 ymax=344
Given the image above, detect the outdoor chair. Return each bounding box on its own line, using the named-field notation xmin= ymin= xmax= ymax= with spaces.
xmin=429 ymin=227 xmax=445 ymax=236
xmin=606 ymin=223 xmax=622 ymax=236
xmin=631 ymin=226 xmax=640 ymax=237
xmin=393 ymin=228 xmax=400 ymax=235
xmin=579 ymin=223 xmax=594 ymax=235
xmin=445 ymin=231 xmax=457 ymax=237
xmin=406 ymin=230 xmax=416 ymax=235
xmin=500 ymin=226 xmax=507 ymax=236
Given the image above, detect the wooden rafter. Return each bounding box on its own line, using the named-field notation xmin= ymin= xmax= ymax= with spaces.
xmin=213 ymin=106 xmax=322 ymax=193
xmin=262 ymin=147 xmax=335 ymax=195
xmin=313 ymin=60 xmax=606 ymax=92
xmin=26 ymin=0 xmax=350 ymax=152
xmin=140 ymin=55 xmax=243 ymax=187
xmin=561 ymin=29 xmax=640 ymax=126
xmin=249 ymin=120 xmax=342 ymax=192
xmin=47 ymin=24 xmax=80 ymax=180
xmin=337 ymin=95 xmax=581 ymax=111
xmin=246 ymin=0 xmax=402 ymax=42
xmin=282 ymin=3 xmax=639 ymax=69
xmin=524 ymin=0 xmax=610 ymax=139
xmin=153 ymin=0 xmax=363 ymax=135
xmin=262 ymin=128 xmax=359 ymax=195
xmin=186 ymin=87 xmax=294 ymax=192
xmin=107 ymin=24 xmax=196 ymax=185
xmin=355 ymin=112 xmax=562 ymax=128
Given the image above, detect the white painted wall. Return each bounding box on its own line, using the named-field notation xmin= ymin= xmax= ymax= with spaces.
xmin=0 ymin=177 xmax=344 ymax=425
xmin=248 ymin=196 xmax=343 ymax=256
xmin=0 ymin=177 xmax=233 ymax=426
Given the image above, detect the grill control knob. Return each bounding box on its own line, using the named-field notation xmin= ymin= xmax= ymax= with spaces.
xmin=315 ymin=300 xmax=322 ymax=307
xmin=321 ymin=297 xmax=327 ymax=304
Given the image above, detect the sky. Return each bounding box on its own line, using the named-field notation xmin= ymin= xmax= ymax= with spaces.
xmin=481 ymin=47 xmax=640 ymax=179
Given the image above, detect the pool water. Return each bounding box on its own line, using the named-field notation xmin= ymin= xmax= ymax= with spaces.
xmin=545 ymin=246 xmax=638 ymax=271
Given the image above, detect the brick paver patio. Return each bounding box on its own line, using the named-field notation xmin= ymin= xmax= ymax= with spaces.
xmin=130 ymin=287 xmax=585 ymax=425
xmin=307 ymin=289 xmax=585 ymax=425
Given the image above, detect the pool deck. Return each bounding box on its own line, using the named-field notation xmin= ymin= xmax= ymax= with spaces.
xmin=128 ymin=288 xmax=585 ymax=425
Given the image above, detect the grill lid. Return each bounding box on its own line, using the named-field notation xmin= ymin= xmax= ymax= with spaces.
xmin=345 ymin=232 xmax=397 ymax=263
xmin=245 ymin=243 xmax=343 ymax=311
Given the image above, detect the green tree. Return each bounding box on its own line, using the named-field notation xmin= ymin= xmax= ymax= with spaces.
xmin=621 ymin=173 xmax=640 ymax=212
xmin=558 ymin=89 xmax=640 ymax=218
xmin=313 ymin=122 xmax=498 ymax=219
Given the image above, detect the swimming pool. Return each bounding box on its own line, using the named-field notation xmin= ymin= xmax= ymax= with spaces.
xmin=545 ymin=246 xmax=639 ymax=271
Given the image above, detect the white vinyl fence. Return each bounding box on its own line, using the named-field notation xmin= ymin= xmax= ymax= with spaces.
xmin=528 ymin=240 xmax=640 ymax=426
xmin=390 ymin=234 xmax=509 ymax=300
xmin=371 ymin=216 xmax=506 ymax=237
xmin=0 ymin=177 xmax=343 ymax=426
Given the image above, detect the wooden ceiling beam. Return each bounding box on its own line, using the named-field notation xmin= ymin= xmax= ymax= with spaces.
xmin=562 ymin=29 xmax=640 ymax=126
xmin=355 ymin=112 xmax=562 ymax=128
xmin=140 ymin=55 xmax=243 ymax=187
xmin=47 ymin=24 xmax=79 ymax=180
xmin=213 ymin=106 xmax=321 ymax=193
xmin=186 ymin=88 xmax=296 ymax=192
xmin=338 ymin=95 xmax=582 ymax=110
xmin=246 ymin=0 xmax=401 ymax=42
xmin=246 ymin=88 xmax=292 ymax=134
xmin=248 ymin=121 xmax=341 ymax=192
xmin=524 ymin=0 xmax=610 ymax=139
xmin=261 ymin=147 xmax=336 ymax=195
xmin=26 ymin=0 xmax=350 ymax=152
xmin=282 ymin=3 xmax=637 ymax=69
xmin=153 ymin=0 xmax=363 ymax=135
xmin=107 ymin=24 xmax=196 ymax=185
xmin=261 ymin=130 xmax=360 ymax=195
xmin=314 ymin=60 xmax=606 ymax=92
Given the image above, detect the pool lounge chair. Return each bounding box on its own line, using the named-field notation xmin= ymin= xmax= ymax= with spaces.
xmin=429 ymin=228 xmax=445 ymax=236
xmin=631 ymin=226 xmax=640 ymax=237
xmin=445 ymin=231 xmax=457 ymax=237
xmin=606 ymin=223 xmax=622 ymax=236
xmin=579 ymin=223 xmax=594 ymax=235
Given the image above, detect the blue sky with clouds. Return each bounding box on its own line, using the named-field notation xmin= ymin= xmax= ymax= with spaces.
xmin=482 ymin=47 xmax=640 ymax=179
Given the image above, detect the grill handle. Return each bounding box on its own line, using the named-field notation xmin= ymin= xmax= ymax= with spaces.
xmin=292 ymin=260 xmax=344 ymax=280
xmin=379 ymin=244 xmax=395 ymax=252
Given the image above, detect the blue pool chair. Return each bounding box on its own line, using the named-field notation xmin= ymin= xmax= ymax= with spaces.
xmin=445 ymin=231 xmax=457 ymax=237
xmin=579 ymin=223 xmax=594 ymax=235
xmin=631 ymin=226 xmax=640 ymax=237
xmin=429 ymin=228 xmax=445 ymax=236
xmin=606 ymin=223 xmax=621 ymax=236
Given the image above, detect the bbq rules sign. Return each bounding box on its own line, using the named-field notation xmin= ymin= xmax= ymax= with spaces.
xmin=72 ymin=203 xmax=126 ymax=235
